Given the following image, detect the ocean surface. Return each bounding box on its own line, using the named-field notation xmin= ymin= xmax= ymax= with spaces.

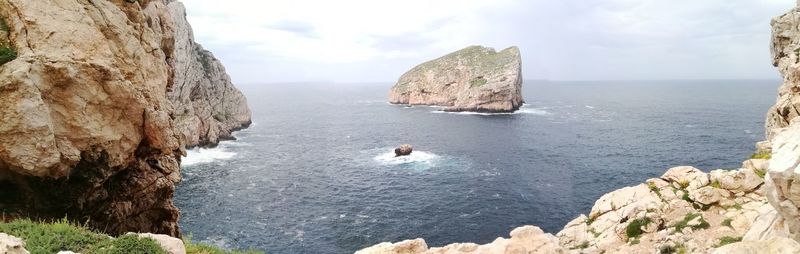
xmin=175 ymin=80 xmax=777 ymax=254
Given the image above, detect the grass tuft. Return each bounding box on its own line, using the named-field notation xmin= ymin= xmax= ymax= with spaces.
xmin=184 ymin=235 xmax=264 ymax=254
xmin=715 ymin=236 xmax=742 ymax=247
xmin=721 ymin=218 xmax=733 ymax=228
xmin=672 ymin=213 xmax=709 ymax=232
xmin=625 ymin=217 xmax=651 ymax=239
xmin=750 ymin=152 xmax=771 ymax=160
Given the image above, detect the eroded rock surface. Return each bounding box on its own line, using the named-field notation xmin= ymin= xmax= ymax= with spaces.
xmin=167 ymin=2 xmax=251 ymax=147
xmin=388 ymin=46 xmax=524 ymax=113
xmin=356 ymin=226 xmax=564 ymax=254
xmin=0 ymin=0 xmax=249 ymax=237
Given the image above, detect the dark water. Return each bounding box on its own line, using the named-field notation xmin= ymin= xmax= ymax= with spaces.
xmin=175 ymin=80 xmax=777 ymax=254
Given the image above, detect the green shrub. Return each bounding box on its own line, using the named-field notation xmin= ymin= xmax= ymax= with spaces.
xmin=184 ymin=235 xmax=264 ymax=254
xmin=89 ymin=235 xmax=166 ymax=254
xmin=716 ymin=236 xmax=742 ymax=247
xmin=750 ymin=152 xmax=771 ymax=160
xmin=0 ymin=218 xmax=108 ymax=254
xmin=0 ymin=46 xmax=15 ymax=65
xmin=721 ymin=218 xmax=733 ymax=228
xmin=625 ymin=217 xmax=651 ymax=239
xmin=672 ymin=213 xmax=709 ymax=232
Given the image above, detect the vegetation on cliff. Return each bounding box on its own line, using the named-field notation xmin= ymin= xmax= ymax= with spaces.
xmin=0 ymin=218 xmax=264 ymax=254
xmin=0 ymin=17 xmax=16 ymax=65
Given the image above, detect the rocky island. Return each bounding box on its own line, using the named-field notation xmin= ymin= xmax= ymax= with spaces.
xmin=358 ymin=3 xmax=800 ymax=254
xmin=388 ymin=45 xmax=524 ymax=113
xmin=0 ymin=0 xmax=250 ymax=237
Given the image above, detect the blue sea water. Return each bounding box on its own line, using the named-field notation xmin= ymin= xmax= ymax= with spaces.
xmin=175 ymin=80 xmax=777 ymax=254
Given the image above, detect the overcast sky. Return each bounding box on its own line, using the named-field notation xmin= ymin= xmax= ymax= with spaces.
xmin=183 ymin=0 xmax=795 ymax=84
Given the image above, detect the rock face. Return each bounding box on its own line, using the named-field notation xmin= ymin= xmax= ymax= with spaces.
xmin=767 ymin=3 xmax=800 ymax=140
xmin=167 ymin=2 xmax=251 ymax=147
xmin=388 ymin=46 xmax=524 ymax=113
xmin=0 ymin=0 xmax=249 ymax=237
xmin=744 ymin=2 xmax=800 ymax=244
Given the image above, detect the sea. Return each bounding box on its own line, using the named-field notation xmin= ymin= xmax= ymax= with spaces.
xmin=174 ymin=80 xmax=777 ymax=254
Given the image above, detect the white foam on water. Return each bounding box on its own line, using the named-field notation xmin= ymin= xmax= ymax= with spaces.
xmin=373 ymin=150 xmax=439 ymax=166
xmin=585 ymin=105 xmax=596 ymax=109
xmin=430 ymin=107 xmax=551 ymax=116
xmin=182 ymin=146 xmax=237 ymax=166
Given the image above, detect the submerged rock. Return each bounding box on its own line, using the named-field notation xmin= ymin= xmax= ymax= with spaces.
xmin=388 ymin=45 xmax=524 ymax=113
xmin=395 ymin=144 xmax=413 ymax=157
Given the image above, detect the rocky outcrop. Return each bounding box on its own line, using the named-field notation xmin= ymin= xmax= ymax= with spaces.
xmin=357 ymin=226 xmax=564 ymax=254
xmin=743 ymin=2 xmax=800 ymax=245
xmin=0 ymin=0 xmax=249 ymax=237
xmin=0 ymin=233 xmax=28 ymax=254
xmin=395 ymin=144 xmax=413 ymax=157
xmin=167 ymin=2 xmax=251 ymax=148
xmin=713 ymin=237 xmax=800 ymax=254
xmin=388 ymin=46 xmax=524 ymax=113
xmin=766 ymin=4 xmax=800 ymax=140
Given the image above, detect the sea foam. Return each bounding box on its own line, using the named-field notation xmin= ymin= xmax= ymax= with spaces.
xmin=182 ymin=145 xmax=237 ymax=166
xmin=373 ymin=150 xmax=438 ymax=166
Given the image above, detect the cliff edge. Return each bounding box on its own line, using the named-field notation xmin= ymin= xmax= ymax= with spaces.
xmin=0 ymin=0 xmax=250 ymax=236
xmin=388 ymin=46 xmax=524 ymax=113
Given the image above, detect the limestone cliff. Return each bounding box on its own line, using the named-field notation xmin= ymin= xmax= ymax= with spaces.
xmin=744 ymin=2 xmax=800 ymax=243
xmin=0 ymin=0 xmax=250 ymax=237
xmin=388 ymin=46 xmax=524 ymax=113
xmin=167 ymin=2 xmax=251 ymax=148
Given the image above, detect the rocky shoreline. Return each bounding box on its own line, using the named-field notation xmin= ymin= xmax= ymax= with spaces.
xmin=357 ymin=3 xmax=800 ymax=254
xmin=0 ymin=0 xmax=251 ymax=237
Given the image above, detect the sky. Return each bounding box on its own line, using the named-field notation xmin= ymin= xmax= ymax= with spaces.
xmin=182 ymin=0 xmax=796 ymax=84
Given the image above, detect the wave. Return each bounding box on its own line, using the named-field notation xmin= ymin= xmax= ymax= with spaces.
xmin=182 ymin=146 xmax=237 ymax=166
xmin=373 ymin=150 xmax=439 ymax=166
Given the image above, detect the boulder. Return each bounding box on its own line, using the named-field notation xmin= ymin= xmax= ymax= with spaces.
xmin=388 ymin=45 xmax=524 ymax=113
xmin=135 ymin=233 xmax=186 ymax=254
xmin=395 ymin=144 xmax=413 ymax=157
xmin=0 ymin=233 xmax=28 ymax=254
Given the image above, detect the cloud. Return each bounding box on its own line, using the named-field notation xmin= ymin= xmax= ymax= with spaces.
xmin=182 ymin=0 xmax=795 ymax=83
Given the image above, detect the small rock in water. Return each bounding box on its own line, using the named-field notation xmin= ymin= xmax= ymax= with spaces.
xmin=395 ymin=144 xmax=413 ymax=157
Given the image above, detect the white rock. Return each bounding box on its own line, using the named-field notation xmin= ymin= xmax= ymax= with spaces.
xmin=0 ymin=233 xmax=29 ymax=254
xmin=134 ymin=233 xmax=186 ymax=254
xmin=713 ymin=237 xmax=800 ymax=254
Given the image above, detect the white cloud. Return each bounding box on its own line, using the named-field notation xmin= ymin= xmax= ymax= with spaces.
xmin=182 ymin=0 xmax=796 ymax=83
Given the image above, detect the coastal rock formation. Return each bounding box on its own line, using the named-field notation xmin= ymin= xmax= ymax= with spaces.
xmin=395 ymin=144 xmax=413 ymax=157
xmin=767 ymin=3 xmax=800 ymax=140
xmin=357 ymin=226 xmax=564 ymax=254
xmin=167 ymin=2 xmax=251 ymax=147
xmin=0 ymin=0 xmax=249 ymax=237
xmin=357 ymin=4 xmax=800 ymax=253
xmin=388 ymin=46 xmax=524 ymax=113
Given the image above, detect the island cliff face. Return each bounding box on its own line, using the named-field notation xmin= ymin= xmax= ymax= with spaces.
xmin=388 ymin=46 xmax=524 ymax=113
xmin=0 ymin=0 xmax=250 ymax=237
xmin=357 ymin=4 xmax=800 ymax=254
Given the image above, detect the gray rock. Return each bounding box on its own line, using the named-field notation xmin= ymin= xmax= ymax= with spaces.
xmin=394 ymin=144 xmax=413 ymax=157
xmin=167 ymin=2 xmax=252 ymax=148
xmin=388 ymin=46 xmax=524 ymax=113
